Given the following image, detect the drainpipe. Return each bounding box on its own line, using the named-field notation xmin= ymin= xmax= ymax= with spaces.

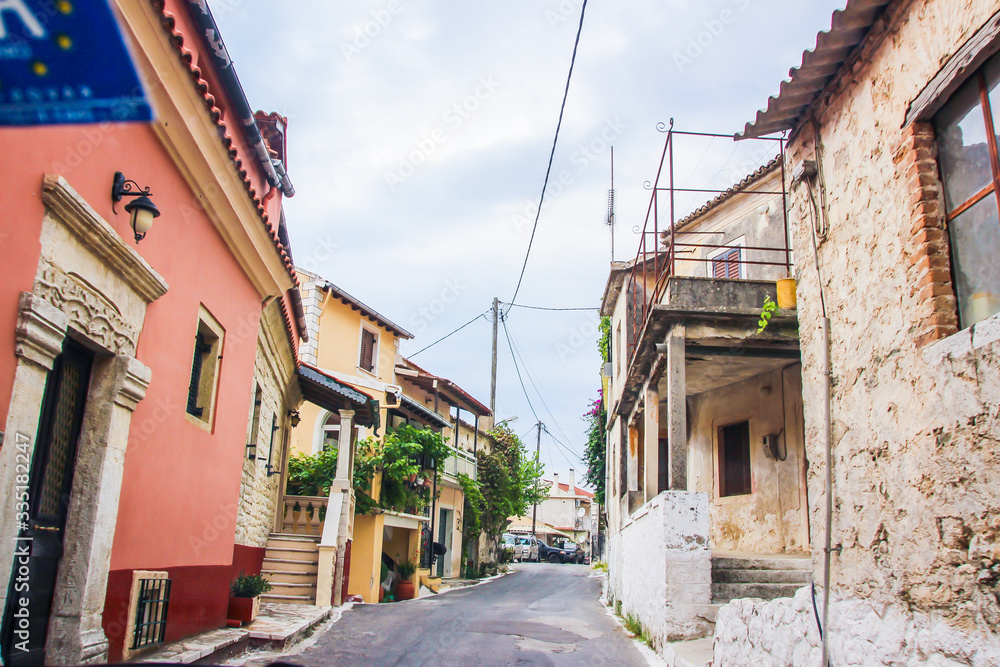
xmin=793 ymin=119 xmax=834 ymax=666
xmin=184 ymin=1 xmax=295 ymax=197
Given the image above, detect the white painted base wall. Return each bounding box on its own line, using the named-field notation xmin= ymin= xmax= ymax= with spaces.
xmin=606 ymin=491 xmax=712 ymax=647
xmin=713 ymin=587 xmax=1000 ymax=666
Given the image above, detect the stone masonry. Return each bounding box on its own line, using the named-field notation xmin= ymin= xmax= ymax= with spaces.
xmin=719 ymin=0 xmax=1000 ymax=657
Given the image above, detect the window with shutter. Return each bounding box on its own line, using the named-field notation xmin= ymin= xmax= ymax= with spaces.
xmin=186 ymin=308 xmax=225 ymax=426
xmin=359 ymin=328 xmax=377 ymax=373
xmin=186 ymin=332 xmax=210 ymax=417
xmin=712 ymin=247 xmax=742 ymax=279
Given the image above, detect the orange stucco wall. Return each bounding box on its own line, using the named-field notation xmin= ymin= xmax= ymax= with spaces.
xmin=0 ymin=118 xmax=263 ymax=574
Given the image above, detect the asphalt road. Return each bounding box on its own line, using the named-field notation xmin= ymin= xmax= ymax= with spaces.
xmin=289 ymin=563 xmax=648 ymax=666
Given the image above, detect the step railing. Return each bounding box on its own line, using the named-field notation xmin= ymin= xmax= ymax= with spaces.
xmin=280 ymin=495 xmax=328 ymax=536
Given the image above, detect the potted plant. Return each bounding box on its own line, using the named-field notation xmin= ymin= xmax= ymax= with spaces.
xmin=395 ymin=560 xmax=417 ymax=600
xmin=228 ymin=572 xmax=272 ymax=626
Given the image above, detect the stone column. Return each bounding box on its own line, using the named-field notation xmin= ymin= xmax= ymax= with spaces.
xmin=47 ymin=356 xmax=151 ymax=665
xmin=643 ymin=384 xmax=660 ymax=503
xmin=317 ymin=410 xmax=355 ymax=607
xmin=665 ymin=326 xmax=687 ymax=491
xmin=0 ymin=293 xmax=68 ymax=619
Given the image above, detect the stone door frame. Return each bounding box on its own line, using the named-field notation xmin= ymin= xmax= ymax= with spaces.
xmin=0 ymin=175 xmax=168 ymax=665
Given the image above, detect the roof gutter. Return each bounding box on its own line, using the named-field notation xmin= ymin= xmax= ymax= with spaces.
xmin=184 ymin=1 xmax=295 ymax=197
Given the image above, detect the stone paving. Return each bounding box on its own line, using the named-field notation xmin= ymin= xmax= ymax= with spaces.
xmin=135 ymin=603 xmax=332 ymax=664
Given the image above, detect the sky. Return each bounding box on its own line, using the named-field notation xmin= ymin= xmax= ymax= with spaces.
xmin=212 ymin=0 xmax=847 ymax=488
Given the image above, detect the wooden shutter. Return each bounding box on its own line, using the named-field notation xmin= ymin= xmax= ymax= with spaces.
xmin=360 ymin=329 xmax=376 ymax=372
xmin=712 ymin=248 xmax=741 ymax=279
xmin=186 ymin=331 xmax=209 ymax=417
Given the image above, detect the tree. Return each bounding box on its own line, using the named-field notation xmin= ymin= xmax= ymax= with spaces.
xmin=583 ymin=393 xmax=606 ymax=506
xmin=461 ymin=422 xmax=546 ymax=563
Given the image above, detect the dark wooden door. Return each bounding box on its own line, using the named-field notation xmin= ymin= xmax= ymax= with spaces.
xmin=2 ymin=339 xmax=93 ymax=666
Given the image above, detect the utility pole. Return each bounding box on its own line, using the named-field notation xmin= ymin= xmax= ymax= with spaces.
xmin=531 ymin=421 xmax=542 ymax=539
xmin=490 ymin=297 xmax=498 ymax=417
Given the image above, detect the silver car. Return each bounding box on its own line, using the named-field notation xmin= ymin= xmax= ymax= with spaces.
xmin=515 ymin=535 xmax=539 ymax=562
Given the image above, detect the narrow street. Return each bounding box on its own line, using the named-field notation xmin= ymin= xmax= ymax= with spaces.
xmin=289 ymin=564 xmax=647 ymax=666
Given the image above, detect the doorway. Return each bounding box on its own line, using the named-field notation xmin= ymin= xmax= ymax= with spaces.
xmin=1 ymin=338 xmax=94 ymax=666
xmin=436 ymin=508 xmax=453 ymax=577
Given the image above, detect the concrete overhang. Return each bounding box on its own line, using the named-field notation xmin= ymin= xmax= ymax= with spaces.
xmin=616 ymin=276 xmax=799 ymax=418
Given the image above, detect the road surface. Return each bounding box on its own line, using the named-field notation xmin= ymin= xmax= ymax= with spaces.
xmin=290 ymin=563 xmax=648 ymax=666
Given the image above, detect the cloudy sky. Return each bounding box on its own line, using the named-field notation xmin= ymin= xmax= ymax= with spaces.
xmin=213 ymin=0 xmax=846 ymax=486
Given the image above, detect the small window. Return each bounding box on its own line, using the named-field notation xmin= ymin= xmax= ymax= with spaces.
xmin=186 ymin=308 xmax=224 ymax=425
xmin=719 ymin=421 xmax=751 ymax=497
xmin=359 ymin=327 xmax=378 ymax=374
xmin=934 ymin=52 xmax=1000 ymax=328
xmin=712 ymin=247 xmax=742 ymax=279
xmin=247 ymin=384 xmax=262 ymax=460
xmin=316 ymin=411 xmax=341 ymax=455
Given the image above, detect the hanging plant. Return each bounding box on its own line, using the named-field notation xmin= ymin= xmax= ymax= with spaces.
xmin=757 ymin=295 xmax=778 ymax=334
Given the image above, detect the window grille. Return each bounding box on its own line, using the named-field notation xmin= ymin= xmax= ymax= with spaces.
xmin=131 ymin=577 xmax=171 ymax=650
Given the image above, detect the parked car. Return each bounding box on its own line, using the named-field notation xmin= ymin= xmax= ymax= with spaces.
xmin=538 ymin=539 xmax=585 ymax=564
xmin=502 ymin=533 xmax=540 ymax=562
xmin=515 ymin=535 xmax=539 ymax=562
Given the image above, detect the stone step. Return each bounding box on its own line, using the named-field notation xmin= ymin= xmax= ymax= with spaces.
xmin=712 ymin=556 xmax=812 ymax=571
xmin=262 ymin=570 xmax=318 ymax=585
xmin=262 ymin=557 xmax=318 ymax=573
xmin=268 ymin=582 xmax=317 ymax=600
xmin=266 ymin=533 xmax=321 ymax=550
xmin=711 ymin=568 xmax=812 ymax=585
xmin=265 ymin=546 xmax=319 ymax=561
xmin=260 ymin=592 xmax=314 ymax=603
xmin=711 ymin=582 xmax=805 ymax=603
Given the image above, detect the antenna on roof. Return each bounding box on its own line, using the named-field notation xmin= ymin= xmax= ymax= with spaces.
xmin=606 ymin=146 xmax=615 ymax=262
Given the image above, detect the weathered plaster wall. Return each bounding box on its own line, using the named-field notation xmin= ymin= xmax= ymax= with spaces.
xmin=606 ymin=491 xmax=712 ymax=647
xmin=782 ymin=0 xmax=1000 ymax=646
xmin=686 ymin=366 xmax=808 ymax=553
xmin=713 ymin=587 xmax=1000 ymax=666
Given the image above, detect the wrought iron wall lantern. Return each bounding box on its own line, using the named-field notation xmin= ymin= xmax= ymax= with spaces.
xmin=111 ymin=171 xmax=160 ymax=243
xmin=288 ymin=410 xmax=301 ymax=428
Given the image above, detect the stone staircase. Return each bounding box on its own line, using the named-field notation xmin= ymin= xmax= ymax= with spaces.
xmin=711 ymin=553 xmax=812 ymax=604
xmin=261 ymin=533 xmax=319 ymax=605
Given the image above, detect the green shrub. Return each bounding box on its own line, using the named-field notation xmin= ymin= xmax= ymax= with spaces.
xmin=396 ymin=560 xmax=416 ymax=581
xmin=230 ymin=572 xmax=272 ymax=598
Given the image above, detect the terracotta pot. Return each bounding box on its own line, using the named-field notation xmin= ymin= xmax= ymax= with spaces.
xmin=227 ymin=595 xmax=260 ymax=626
xmin=396 ymin=579 xmax=416 ymax=600
xmin=379 ymin=586 xmax=385 ymax=603
xmin=776 ymin=278 xmax=797 ymax=310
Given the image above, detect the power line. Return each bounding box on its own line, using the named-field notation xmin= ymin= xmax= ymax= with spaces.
xmin=507 ymin=0 xmax=589 ymax=311
xmin=503 ymin=302 xmax=599 ymax=312
xmin=500 ymin=314 xmax=540 ymax=423
xmin=543 ymin=424 xmax=584 ymax=465
xmin=409 ymin=310 xmax=490 ymax=358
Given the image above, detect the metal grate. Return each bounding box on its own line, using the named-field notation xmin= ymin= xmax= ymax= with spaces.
xmin=131 ymin=578 xmax=171 ymax=649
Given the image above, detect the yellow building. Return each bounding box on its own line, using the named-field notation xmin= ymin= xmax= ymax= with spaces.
xmin=286 ymin=270 xmax=492 ymax=603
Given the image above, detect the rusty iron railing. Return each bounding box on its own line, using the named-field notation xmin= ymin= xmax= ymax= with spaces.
xmin=624 ymin=121 xmax=791 ymax=367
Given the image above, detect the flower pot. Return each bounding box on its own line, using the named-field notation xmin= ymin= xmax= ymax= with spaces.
xmin=227 ymin=595 xmax=260 ymax=626
xmin=776 ymin=278 xmax=797 ymax=310
xmin=396 ymin=579 xmax=416 ymax=600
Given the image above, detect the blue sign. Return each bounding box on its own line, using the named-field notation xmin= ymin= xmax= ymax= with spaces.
xmin=0 ymin=0 xmax=153 ymax=125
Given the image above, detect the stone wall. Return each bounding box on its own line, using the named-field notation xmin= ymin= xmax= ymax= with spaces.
xmin=780 ymin=0 xmax=1000 ymax=649
xmin=606 ymin=491 xmax=712 ymax=647
xmin=713 ymin=587 xmax=1000 ymax=666
xmin=233 ymin=306 xmax=290 ymax=548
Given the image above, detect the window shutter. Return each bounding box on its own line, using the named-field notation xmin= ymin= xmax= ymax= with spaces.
xmin=186 ymin=332 xmax=209 ymax=417
xmin=713 ymin=256 xmax=727 ymax=278
xmin=727 ymin=248 xmax=741 ymax=279
xmin=360 ymin=330 xmax=376 ymax=372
